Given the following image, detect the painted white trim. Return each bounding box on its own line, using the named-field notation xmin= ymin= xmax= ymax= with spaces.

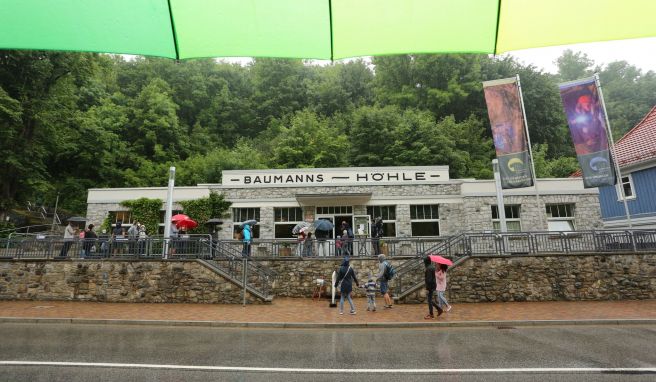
xmin=616 ymin=173 xmax=637 ymax=201
xmin=1 ymin=361 xmax=653 ymax=375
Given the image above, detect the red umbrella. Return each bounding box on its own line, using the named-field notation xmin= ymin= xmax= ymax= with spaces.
xmin=429 ymin=255 xmax=453 ymax=266
xmin=176 ymin=218 xmax=198 ymax=230
xmin=171 ymin=214 xmax=190 ymax=222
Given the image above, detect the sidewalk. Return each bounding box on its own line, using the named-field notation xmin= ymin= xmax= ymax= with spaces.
xmin=1 ymin=299 xmax=655 ymax=328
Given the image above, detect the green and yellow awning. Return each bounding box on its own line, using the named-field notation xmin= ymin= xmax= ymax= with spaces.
xmin=1 ymin=0 xmax=655 ymax=60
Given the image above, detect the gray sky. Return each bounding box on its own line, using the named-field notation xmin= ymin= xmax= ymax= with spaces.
xmin=503 ymin=37 xmax=656 ymax=74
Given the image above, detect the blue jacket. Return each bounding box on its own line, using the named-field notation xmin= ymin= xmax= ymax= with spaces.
xmin=242 ymin=226 xmax=252 ymax=242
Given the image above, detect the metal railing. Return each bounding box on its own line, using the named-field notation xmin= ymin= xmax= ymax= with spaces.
xmin=216 ymin=237 xmax=447 ymax=258
xmin=3 ymin=230 xmax=655 ymax=260
xmin=391 ymin=229 xmax=656 ymax=300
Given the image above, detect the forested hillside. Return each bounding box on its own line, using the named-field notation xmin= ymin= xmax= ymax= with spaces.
xmin=1 ymin=50 xmax=655 ymax=214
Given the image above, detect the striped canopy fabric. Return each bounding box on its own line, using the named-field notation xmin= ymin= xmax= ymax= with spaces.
xmin=1 ymin=0 xmax=655 ymax=60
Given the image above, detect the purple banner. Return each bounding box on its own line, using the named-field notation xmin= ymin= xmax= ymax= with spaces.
xmin=483 ymin=77 xmax=533 ymax=189
xmin=559 ymin=77 xmax=615 ymax=188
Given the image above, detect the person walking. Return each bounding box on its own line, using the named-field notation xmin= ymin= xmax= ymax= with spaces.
xmin=303 ymin=232 xmax=314 ymax=257
xmin=361 ymin=275 xmax=378 ymax=312
xmin=137 ymin=224 xmax=147 ymax=255
xmin=127 ymin=221 xmax=139 ymax=254
xmin=372 ymin=216 xmax=384 ymax=256
xmin=376 ymin=254 xmax=394 ymax=309
xmin=334 ymin=257 xmax=358 ymax=315
xmin=424 ymin=257 xmax=443 ymax=319
xmin=241 ymin=224 xmax=252 ymax=257
xmin=59 ymin=221 xmax=77 ymax=258
xmin=435 ymin=263 xmax=452 ymax=312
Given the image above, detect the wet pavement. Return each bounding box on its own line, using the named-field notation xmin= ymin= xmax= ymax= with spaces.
xmin=1 ymin=298 xmax=655 ymax=325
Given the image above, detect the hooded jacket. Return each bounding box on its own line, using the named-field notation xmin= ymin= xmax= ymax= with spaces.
xmin=335 ymin=259 xmax=358 ymax=294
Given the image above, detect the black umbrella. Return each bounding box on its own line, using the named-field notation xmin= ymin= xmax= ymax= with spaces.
xmin=204 ymin=218 xmax=224 ymax=226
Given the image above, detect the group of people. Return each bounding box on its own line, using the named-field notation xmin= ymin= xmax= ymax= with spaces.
xmin=58 ymin=220 xmax=148 ymax=258
xmin=333 ymin=253 xmax=395 ymax=315
xmin=333 ymin=252 xmax=452 ymax=319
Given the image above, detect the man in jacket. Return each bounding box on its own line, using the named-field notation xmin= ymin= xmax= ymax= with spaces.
xmin=372 ymin=216 xmax=384 ymax=256
xmin=424 ymin=257 xmax=443 ymax=319
xmin=376 ymin=254 xmax=393 ymax=309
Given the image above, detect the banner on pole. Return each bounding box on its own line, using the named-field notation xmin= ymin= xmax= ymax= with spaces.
xmin=559 ymin=77 xmax=615 ymax=188
xmin=483 ymin=77 xmax=534 ymax=189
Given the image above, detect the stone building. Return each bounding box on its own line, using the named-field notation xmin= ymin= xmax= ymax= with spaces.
xmin=86 ymin=166 xmax=602 ymax=239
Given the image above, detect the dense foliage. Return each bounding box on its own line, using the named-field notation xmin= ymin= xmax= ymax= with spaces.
xmin=120 ymin=198 xmax=163 ymax=236
xmin=1 ymin=50 xmax=655 ymax=215
xmin=179 ymin=191 xmax=232 ymax=234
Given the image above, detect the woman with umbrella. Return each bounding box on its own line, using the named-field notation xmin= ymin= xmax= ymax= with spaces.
xmin=334 ymin=256 xmax=358 ymax=315
xmin=240 ymin=220 xmax=257 ymax=257
xmin=430 ymin=255 xmax=453 ymax=313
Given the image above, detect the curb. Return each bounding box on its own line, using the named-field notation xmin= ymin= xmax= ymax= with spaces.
xmin=1 ymin=317 xmax=655 ymax=329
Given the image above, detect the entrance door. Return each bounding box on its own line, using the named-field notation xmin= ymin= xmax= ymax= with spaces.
xmin=335 ymin=215 xmax=353 ymax=238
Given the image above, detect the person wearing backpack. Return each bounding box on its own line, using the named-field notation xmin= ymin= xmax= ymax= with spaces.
xmin=334 ymin=256 xmax=359 ymax=315
xmin=376 ymin=254 xmax=394 ymax=309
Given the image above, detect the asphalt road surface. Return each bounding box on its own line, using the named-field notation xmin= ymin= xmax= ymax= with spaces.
xmin=1 ymin=323 xmax=655 ymax=381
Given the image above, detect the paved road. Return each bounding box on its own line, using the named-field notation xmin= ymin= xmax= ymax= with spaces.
xmin=1 ymin=323 xmax=655 ymax=381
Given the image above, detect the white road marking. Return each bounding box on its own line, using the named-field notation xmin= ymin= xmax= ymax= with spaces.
xmin=1 ymin=361 xmax=655 ymax=374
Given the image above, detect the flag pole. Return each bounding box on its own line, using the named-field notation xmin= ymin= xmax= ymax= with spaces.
xmin=516 ymin=74 xmax=546 ymax=230
xmin=594 ymin=73 xmax=632 ymax=228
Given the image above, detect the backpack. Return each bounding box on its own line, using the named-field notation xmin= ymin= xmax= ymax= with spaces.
xmin=383 ymin=261 xmax=396 ymax=281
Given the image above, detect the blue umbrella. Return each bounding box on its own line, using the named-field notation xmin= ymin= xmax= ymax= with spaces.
xmin=312 ymin=219 xmax=334 ymax=232
xmin=239 ymin=219 xmax=258 ymax=229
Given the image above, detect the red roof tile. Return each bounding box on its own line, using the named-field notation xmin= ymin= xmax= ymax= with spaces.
xmin=570 ymin=104 xmax=656 ymax=177
xmin=613 ymin=104 xmax=656 ymax=168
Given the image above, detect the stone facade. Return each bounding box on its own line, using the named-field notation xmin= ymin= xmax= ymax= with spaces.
xmin=86 ymin=167 xmax=602 ymax=241
xmin=0 ymin=260 xmax=261 ymax=304
xmin=461 ymin=194 xmax=603 ymax=232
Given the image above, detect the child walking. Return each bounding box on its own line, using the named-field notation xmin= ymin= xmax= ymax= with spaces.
xmin=435 ymin=263 xmax=452 ymax=312
xmin=362 ymin=275 xmax=378 ymax=311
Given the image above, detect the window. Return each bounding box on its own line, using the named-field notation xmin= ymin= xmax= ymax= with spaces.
xmin=274 ymin=207 xmax=304 ymax=239
xmin=109 ymin=211 xmax=133 ymax=225
xmin=233 ymin=208 xmax=261 ymax=238
xmin=316 ymin=206 xmax=352 ymax=215
xmin=618 ymin=175 xmax=636 ymax=200
xmin=157 ymin=210 xmax=183 ymax=234
xmin=491 ymin=205 xmax=522 ymax=232
xmin=366 ymin=205 xmax=397 ymax=237
xmin=410 ymin=204 xmax=439 ymax=237
xmin=546 ymin=204 xmax=575 ymax=231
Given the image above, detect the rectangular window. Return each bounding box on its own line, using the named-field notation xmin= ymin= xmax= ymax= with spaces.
xmin=618 ymin=175 xmax=635 ymax=200
xmin=316 ymin=206 xmax=352 ymax=215
xmin=274 ymin=207 xmax=304 ymax=239
xmin=233 ymin=208 xmax=261 ymax=239
xmin=491 ymin=205 xmax=522 ymax=232
xmin=410 ymin=204 xmax=439 ymax=237
xmin=546 ymin=204 xmax=575 ymax=231
xmin=109 ymin=211 xmax=133 ymax=225
xmin=367 ymin=205 xmax=397 ymax=237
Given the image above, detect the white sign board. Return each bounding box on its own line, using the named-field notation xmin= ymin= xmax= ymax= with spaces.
xmin=222 ymin=167 xmax=449 ymax=187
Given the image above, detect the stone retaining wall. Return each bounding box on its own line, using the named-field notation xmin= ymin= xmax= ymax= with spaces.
xmin=0 ymin=260 xmax=261 ymax=304
xmin=1 ymin=254 xmax=654 ymax=304
xmin=402 ymin=254 xmax=656 ymax=303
